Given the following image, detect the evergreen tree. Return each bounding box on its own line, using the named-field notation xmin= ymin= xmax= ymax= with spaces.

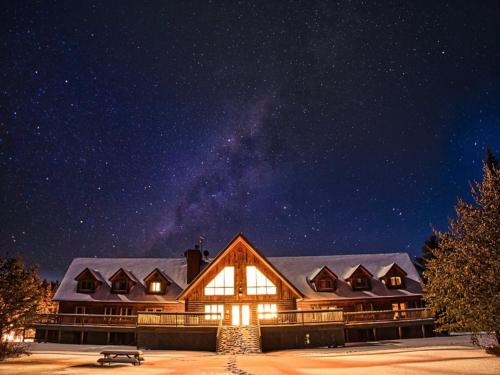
xmin=424 ymin=150 xmax=500 ymax=345
xmin=0 ymin=257 xmax=44 ymax=359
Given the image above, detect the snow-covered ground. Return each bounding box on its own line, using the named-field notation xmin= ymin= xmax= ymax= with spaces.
xmin=0 ymin=335 xmax=498 ymax=374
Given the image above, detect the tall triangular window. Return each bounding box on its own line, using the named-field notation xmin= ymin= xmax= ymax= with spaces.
xmin=246 ymin=266 xmax=276 ymax=295
xmin=204 ymin=266 xmax=235 ymax=295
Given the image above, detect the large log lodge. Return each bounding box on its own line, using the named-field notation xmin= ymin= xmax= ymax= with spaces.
xmin=35 ymin=234 xmax=434 ymax=352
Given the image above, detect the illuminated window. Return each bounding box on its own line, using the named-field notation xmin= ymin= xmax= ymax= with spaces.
xmin=246 ymin=266 xmax=276 ymax=295
xmin=149 ymin=281 xmax=162 ymax=293
xmin=257 ymin=304 xmax=277 ymax=319
xmin=205 ymin=304 xmax=224 ymax=320
xmin=204 ymin=267 xmax=234 ymax=295
xmin=390 ymin=276 xmax=402 ymax=286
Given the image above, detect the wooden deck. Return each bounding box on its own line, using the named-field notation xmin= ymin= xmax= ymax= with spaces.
xmin=35 ymin=308 xmax=432 ymax=329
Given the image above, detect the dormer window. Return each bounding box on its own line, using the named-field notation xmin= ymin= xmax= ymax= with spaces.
xmin=345 ymin=265 xmax=373 ymax=291
xmin=74 ymin=268 xmax=101 ymax=293
xmin=379 ymin=263 xmax=407 ymax=289
xmin=150 ymin=281 xmax=161 ymax=293
xmin=318 ymin=278 xmax=334 ymax=290
xmin=109 ymin=268 xmax=136 ymax=294
xmin=390 ymin=276 xmax=402 ymax=287
xmin=144 ymin=268 xmax=170 ymax=295
xmin=79 ymin=277 xmax=95 ymax=292
xmin=311 ymin=266 xmax=337 ymax=292
xmin=112 ymin=277 xmax=129 ymax=293
xmin=353 ymin=277 xmax=370 ymax=290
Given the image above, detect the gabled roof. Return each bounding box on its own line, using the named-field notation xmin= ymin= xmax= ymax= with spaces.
xmin=269 ymin=252 xmax=423 ymax=300
xmin=309 ymin=265 xmax=337 ymax=281
xmin=54 ymin=238 xmax=424 ymax=303
xmin=376 ymin=262 xmax=408 ymax=278
xmin=108 ymin=268 xmax=137 ymax=284
xmin=74 ymin=267 xmax=103 ymax=283
xmin=177 ymin=233 xmax=304 ymax=300
xmin=144 ymin=268 xmax=172 ymax=285
xmin=53 ymin=258 xmax=186 ymax=303
xmin=343 ymin=264 xmax=373 ymax=280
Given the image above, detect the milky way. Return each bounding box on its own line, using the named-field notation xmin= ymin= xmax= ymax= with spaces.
xmin=1 ymin=1 xmax=499 ymax=279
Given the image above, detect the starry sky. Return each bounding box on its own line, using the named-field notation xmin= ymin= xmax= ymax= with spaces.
xmin=1 ymin=1 xmax=499 ymax=280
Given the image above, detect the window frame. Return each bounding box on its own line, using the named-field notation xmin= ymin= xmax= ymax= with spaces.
xmin=204 ymin=267 xmax=235 ymax=296
xmin=257 ymin=303 xmax=278 ymax=320
xmin=204 ymin=304 xmax=224 ymax=320
xmin=112 ymin=277 xmax=129 ymax=293
xmin=246 ymin=266 xmax=277 ymax=295
xmin=149 ymin=281 xmax=162 ymax=293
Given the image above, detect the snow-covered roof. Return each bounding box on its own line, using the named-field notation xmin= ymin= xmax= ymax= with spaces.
xmin=53 ymin=258 xmax=187 ymax=303
xmin=54 ymin=252 xmax=423 ymax=303
xmin=269 ymin=253 xmax=423 ymax=300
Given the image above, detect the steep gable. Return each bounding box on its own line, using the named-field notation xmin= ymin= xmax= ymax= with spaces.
xmin=178 ymin=233 xmax=303 ymax=301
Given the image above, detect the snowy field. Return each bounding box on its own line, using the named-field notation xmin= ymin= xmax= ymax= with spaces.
xmin=0 ymin=335 xmax=499 ymax=374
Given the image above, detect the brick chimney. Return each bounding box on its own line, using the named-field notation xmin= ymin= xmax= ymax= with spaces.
xmin=186 ymin=245 xmax=202 ymax=284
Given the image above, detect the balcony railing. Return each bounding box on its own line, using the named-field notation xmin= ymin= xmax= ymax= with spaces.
xmin=35 ymin=308 xmax=432 ymax=328
xmin=137 ymin=312 xmax=221 ymax=327
xmin=344 ymin=308 xmax=433 ymax=324
xmin=36 ymin=313 xmax=137 ymax=326
xmin=259 ymin=309 xmax=344 ymax=326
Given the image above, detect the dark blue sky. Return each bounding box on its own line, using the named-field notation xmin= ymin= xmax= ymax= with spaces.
xmin=1 ymin=1 xmax=499 ymax=279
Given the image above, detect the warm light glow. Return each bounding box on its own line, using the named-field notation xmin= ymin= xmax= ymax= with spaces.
xmin=231 ymin=305 xmax=250 ymax=325
xmin=231 ymin=305 xmax=240 ymax=325
xmin=150 ymin=281 xmax=161 ymax=292
xmin=2 ymin=331 xmax=24 ymax=342
xmin=204 ymin=266 xmax=235 ymax=295
xmin=204 ymin=304 xmax=223 ymax=320
xmin=241 ymin=305 xmax=250 ymax=326
xmin=257 ymin=303 xmax=277 ymax=319
xmin=390 ymin=276 xmax=402 ymax=286
xmin=246 ymin=266 xmax=276 ymax=295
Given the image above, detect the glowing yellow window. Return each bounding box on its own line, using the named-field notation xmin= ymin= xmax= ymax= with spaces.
xmin=204 ymin=304 xmax=224 ymax=320
xmin=257 ymin=304 xmax=277 ymax=319
xmin=204 ymin=267 xmax=234 ymax=296
xmin=246 ymin=266 xmax=276 ymax=295
xmin=390 ymin=276 xmax=402 ymax=286
xmin=149 ymin=281 xmax=162 ymax=293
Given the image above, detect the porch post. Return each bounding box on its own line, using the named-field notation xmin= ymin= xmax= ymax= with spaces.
xmin=372 ymin=328 xmax=377 ymax=341
xmin=421 ymin=325 xmax=426 ymax=338
xmin=57 ymin=329 xmax=62 ymax=343
xmin=398 ymin=326 xmax=403 ymax=339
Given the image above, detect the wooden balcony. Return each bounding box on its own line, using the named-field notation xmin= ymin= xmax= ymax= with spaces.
xmin=344 ymin=308 xmax=434 ymax=328
xmin=35 ymin=308 xmax=432 ymax=329
xmin=137 ymin=312 xmax=221 ymax=327
xmin=259 ymin=309 xmax=344 ymax=326
xmin=36 ymin=313 xmax=137 ymax=327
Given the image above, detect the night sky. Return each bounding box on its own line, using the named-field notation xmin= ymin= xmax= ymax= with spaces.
xmin=1 ymin=1 xmax=499 ymax=280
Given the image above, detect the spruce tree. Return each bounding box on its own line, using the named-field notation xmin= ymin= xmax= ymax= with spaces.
xmin=424 ymin=150 xmax=500 ymax=345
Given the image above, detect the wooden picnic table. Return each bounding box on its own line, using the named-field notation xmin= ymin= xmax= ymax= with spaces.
xmin=97 ymin=349 xmax=145 ymax=366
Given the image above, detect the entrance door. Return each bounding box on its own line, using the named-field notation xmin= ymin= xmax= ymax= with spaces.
xmin=231 ymin=304 xmax=250 ymax=326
